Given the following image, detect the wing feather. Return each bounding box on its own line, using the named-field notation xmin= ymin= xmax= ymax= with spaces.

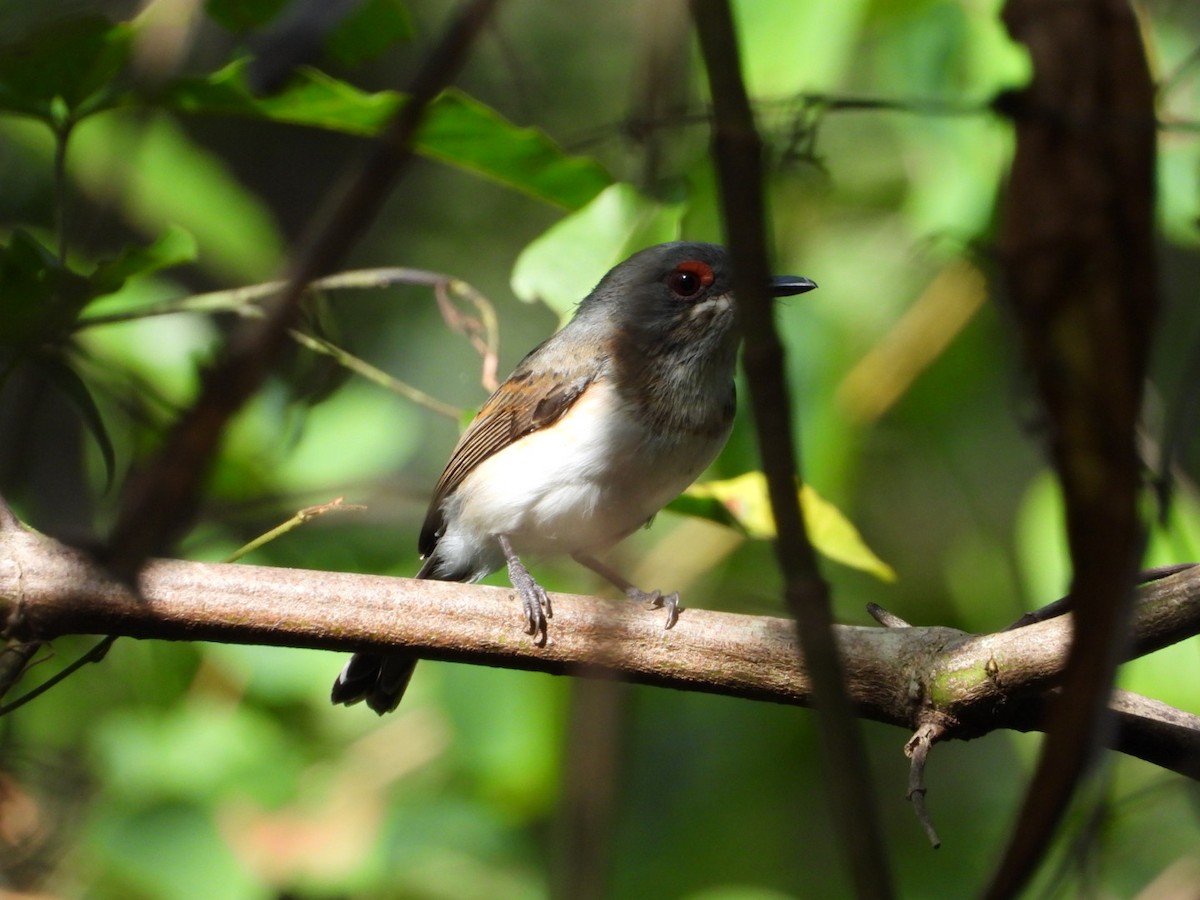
xmin=418 ymin=364 xmax=593 ymax=557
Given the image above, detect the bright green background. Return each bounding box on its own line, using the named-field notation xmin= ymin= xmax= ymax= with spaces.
xmin=1 ymin=1 xmax=1199 ymax=897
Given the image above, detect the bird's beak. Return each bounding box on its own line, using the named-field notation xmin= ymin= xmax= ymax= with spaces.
xmin=770 ymin=275 xmax=818 ymax=297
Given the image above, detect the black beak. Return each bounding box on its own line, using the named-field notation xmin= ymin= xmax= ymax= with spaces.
xmin=771 ymin=275 xmax=818 ymax=297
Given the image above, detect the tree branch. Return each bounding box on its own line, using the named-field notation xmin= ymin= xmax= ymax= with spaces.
xmin=101 ymin=0 xmax=501 ymax=577
xmin=3 ymin=525 xmax=1199 ymax=779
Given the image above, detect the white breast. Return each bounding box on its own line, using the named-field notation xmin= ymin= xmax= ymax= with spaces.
xmin=437 ymin=380 xmax=729 ymax=569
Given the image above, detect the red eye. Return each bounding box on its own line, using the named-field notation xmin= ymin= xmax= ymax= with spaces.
xmin=667 ymin=260 xmax=715 ymax=299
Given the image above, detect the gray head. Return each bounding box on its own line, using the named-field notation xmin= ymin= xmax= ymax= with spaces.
xmin=563 ymin=242 xmax=816 ymax=430
xmin=570 ymin=241 xmax=816 ymax=354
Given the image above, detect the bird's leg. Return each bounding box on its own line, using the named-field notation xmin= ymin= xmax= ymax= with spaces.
xmin=572 ymin=552 xmax=680 ymax=630
xmin=497 ymin=534 xmax=552 ymax=644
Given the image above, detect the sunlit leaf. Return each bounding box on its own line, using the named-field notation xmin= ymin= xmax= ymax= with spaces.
xmin=510 ymin=183 xmax=684 ymax=316
xmin=163 ymin=64 xmax=611 ymax=209
xmin=680 ymin=471 xmax=896 ymax=582
xmin=416 ymin=90 xmax=611 ymax=210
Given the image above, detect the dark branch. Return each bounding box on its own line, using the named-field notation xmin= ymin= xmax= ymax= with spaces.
xmin=101 ymin=0 xmax=501 ymax=577
xmin=691 ymin=3 xmax=894 ymax=897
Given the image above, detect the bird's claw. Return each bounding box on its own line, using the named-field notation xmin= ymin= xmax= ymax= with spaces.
xmin=500 ymin=534 xmax=553 ymax=645
xmin=626 ymin=587 xmax=681 ymax=630
xmin=520 ymin=582 xmax=553 ymax=645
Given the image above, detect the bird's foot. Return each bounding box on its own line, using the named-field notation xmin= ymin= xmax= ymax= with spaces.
xmin=626 ymin=587 xmax=680 ymax=630
xmin=498 ymin=535 xmax=553 ymax=645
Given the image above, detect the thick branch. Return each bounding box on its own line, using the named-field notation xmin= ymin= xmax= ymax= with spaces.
xmin=2 ymin=526 xmax=1199 ymax=778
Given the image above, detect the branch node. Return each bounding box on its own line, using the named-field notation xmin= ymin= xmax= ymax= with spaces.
xmin=867 ymin=603 xmax=910 ymax=628
xmin=0 ymin=495 xmax=20 ymax=534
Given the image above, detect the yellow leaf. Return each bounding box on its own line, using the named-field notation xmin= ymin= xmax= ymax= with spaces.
xmin=685 ymin=472 xmax=896 ymax=582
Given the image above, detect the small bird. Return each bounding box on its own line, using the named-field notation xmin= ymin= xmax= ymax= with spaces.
xmin=332 ymin=242 xmax=816 ymax=713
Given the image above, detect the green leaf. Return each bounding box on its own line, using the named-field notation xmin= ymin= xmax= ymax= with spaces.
xmin=510 ymin=183 xmax=684 ymax=316
xmin=36 ymin=354 xmax=117 ymax=488
xmin=415 ymin=90 xmax=611 ymax=210
xmin=0 ymin=15 xmax=133 ymax=121
xmin=162 ymin=58 xmax=399 ymax=131
xmin=162 ymin=64 xmax=611 ymax=208
xmin=679 ymin=471 xmax=897 ymax=582
xmin=0 ymin=230 xmax=93 ymax=345
xmin=89 ymin=226 xmax=198 ymax=296
xmin=0 ymin=230 xmax=61 ymax=341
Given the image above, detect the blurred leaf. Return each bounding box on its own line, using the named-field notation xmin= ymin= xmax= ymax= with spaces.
xmin=0 ymin=230 xmax=95 ymax=345
xmin=0 ymin=15 xmax=133 ymax=121
xmin=94 ymin=701 xmax=301 ymax=806
xmin=163 ymin=64 xmax=611 ymax=208
xmin=163 ymin=58 xmax=396 ymax=129
xmin=89 ymin=225 xmax=198 ymax=296
xmin=207 ymin=0 xmax=413 ymax=65
xmin=511 ymin=183 xmax=683 ymax=316
xmin=733 ymin=0 xmax=869 ymax=95
xmin=36 ymin=354 xmax=117 ymax=488
xmin=326 ymin=0 xmax=413 ymax=66
xmin=69 ymin=112 xmax=285 ymax=282
xmin=0 ymin=230 xmax=65 ymax=343
xmin=680 ymin=472 xmax=896 ymax=582
xmin=87 ymin=802 xmax=260 ymax=900
xmin=0 ymin=227 xmax=196 ymax=351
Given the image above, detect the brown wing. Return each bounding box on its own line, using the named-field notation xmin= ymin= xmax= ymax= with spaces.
xmin=418 ymin=363 xmax=593 ymax=558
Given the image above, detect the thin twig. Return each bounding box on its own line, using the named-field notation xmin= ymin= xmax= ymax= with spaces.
xmin=224 ymin=497 xmax=368 ymax=563
xmin=0 ymin=635 xmax=116 ymax=717
xmin=287 ymin=328 xmax=461 ymax=419
xmin=79 ymin=269 xmax=477 ymax=420
xmin=74 ymin=267 xmax=477 ymax=329
xmin=0 ymin=641 xmax=44 ymax=704
xmin=433 ymin=279 xmax=501 ymax=392
xmin=53 ymin=122 xmax=72 ymax=265
xmin=904 ymin=723 xmax=944 ymax=849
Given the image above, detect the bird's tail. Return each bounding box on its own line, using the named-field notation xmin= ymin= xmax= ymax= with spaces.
xmin=330 ymin=651 xmax=418 ymax=715
xmin=332 ymin=553 xmax=476 ymax=714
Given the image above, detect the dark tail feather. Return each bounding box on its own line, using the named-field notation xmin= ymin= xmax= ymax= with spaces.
xmin=331 ymin=652 xmax=418 ymax=715
xmin=332 ymin=554 xmax=464 ymax=715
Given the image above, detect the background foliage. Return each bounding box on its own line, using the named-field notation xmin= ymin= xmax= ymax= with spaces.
xmin=1 ymin=0 xmax=1199 ymax=897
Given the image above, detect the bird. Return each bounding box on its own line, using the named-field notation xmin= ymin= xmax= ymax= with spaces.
xmin=331 ymin=241 xmax=817 ymax=713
